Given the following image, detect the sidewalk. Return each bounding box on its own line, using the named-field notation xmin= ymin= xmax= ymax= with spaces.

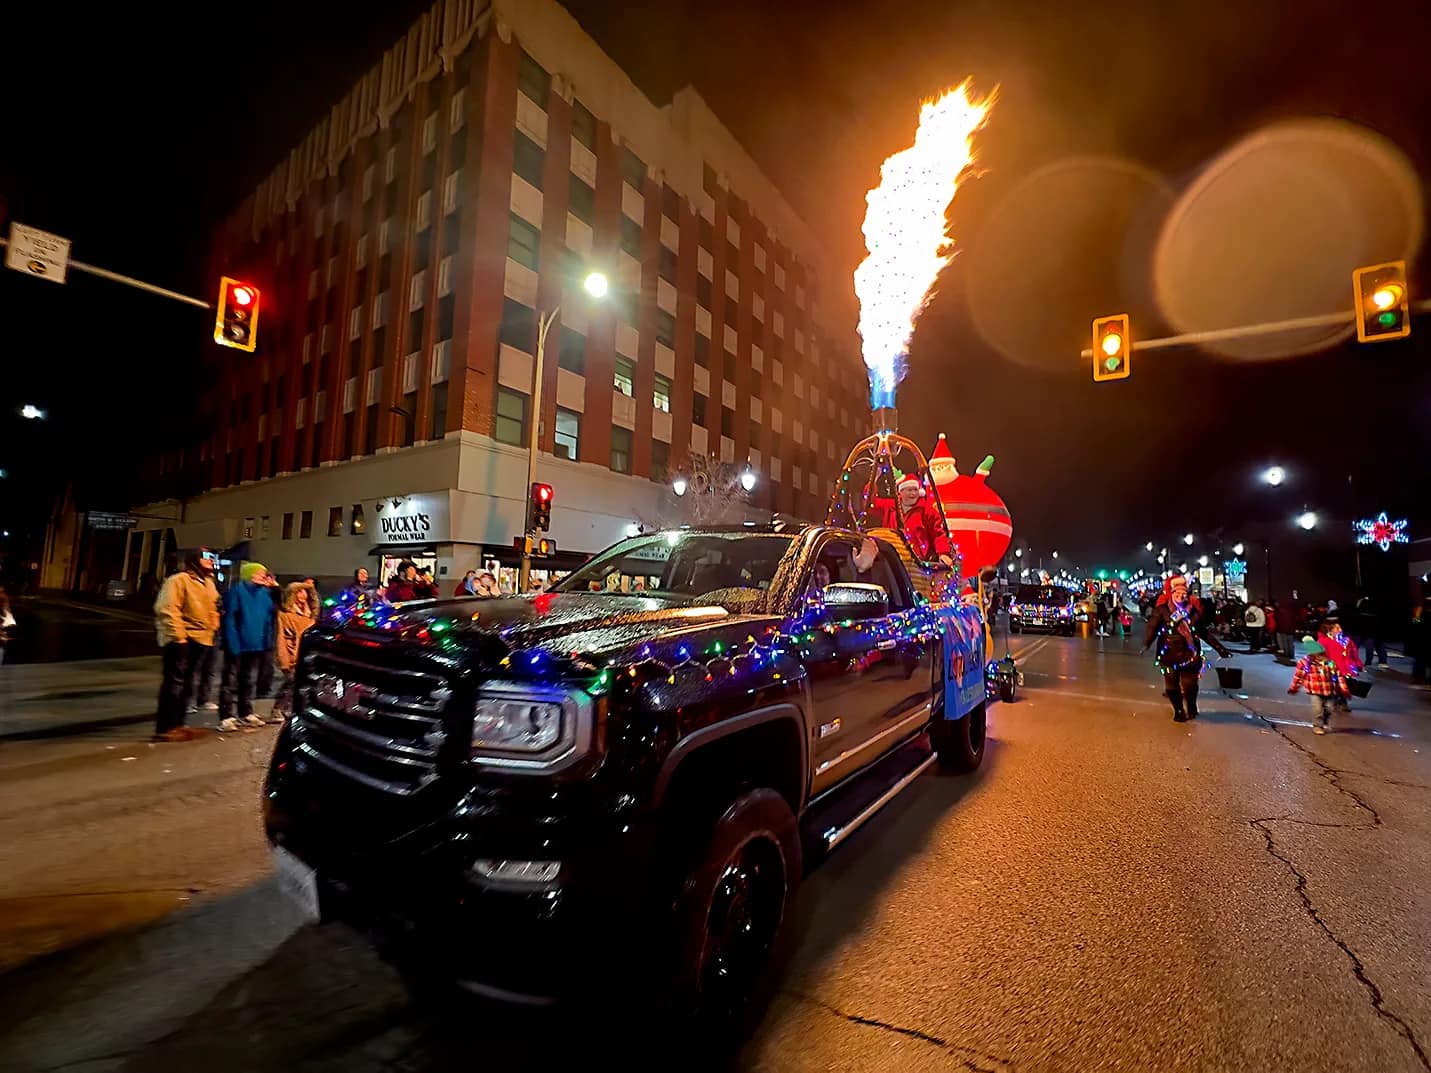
xmin=0 ymin=657 xmax=274 ymax=741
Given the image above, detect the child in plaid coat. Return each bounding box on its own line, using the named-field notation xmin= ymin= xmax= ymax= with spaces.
xmin=1288 ymin=637 xmax=1349 ymax=735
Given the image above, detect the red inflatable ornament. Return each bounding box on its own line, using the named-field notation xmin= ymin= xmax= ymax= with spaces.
xmin=928 ymin=434 xmax=1013 ymax=577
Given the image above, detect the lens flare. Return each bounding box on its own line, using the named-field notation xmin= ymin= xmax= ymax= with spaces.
xmin=855 ymin=81 xmax=994 ymax=408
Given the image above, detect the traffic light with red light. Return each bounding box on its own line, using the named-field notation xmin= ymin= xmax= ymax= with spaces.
xmin=214 ymin=276 xmax=261 ymax=352
xmin=1091 ymin=314 xmax=1131 ymax=382
xmin=1353 ymin=261 xmax=1410 ymax=343
xmin=528 ymin=482 xmax=553 ymax=532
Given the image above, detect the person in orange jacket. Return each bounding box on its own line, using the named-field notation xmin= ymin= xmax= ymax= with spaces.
xmin=272 ymin=582 xmax=316 ymax=723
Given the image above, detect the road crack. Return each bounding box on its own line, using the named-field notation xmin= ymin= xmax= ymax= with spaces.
xmin=787 ymin=990 xmax=1011 ymax=1071
xmin=1232 ymin=694 xmax=1429 ymax=1071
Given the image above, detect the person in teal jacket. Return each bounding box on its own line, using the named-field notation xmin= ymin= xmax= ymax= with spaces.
xmin=218 ymin=562 xmax=277 ymax=732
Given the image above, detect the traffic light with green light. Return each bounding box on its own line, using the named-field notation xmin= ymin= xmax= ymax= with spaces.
xmin=214 ymin=277 xmax=261 ymax=352
xmin=1091 ymin=314 xmax=1130 ymax=381
xmin=1353 ymin=261 xmax=1409 ymax=343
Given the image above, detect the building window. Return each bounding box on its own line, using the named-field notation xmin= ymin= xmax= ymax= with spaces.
xmin=499 ymin=299 xmax=535 ymax=351
xmin=723 ymin=351 xmax=738 ymax=382
xmin=721 ymin=407 xmax=734 ymax=439
xmin=621 ymin=147 xmax=647 ymax=190
xmin=495 ymin=387 xmax=528 ymax=446
xmin=282 ymin=512 xmax=294 ymax=540
xmin=662 ymin=184 xmax=681 ymax=222
xmin=694 ymin=333 xmax=710 ymax=368
xmin=507 ymin=213 xmax=541 ymax=271
xmin=611 ymin=427 xmax=632 ymax=474
xmin=696 ymin=274 xmax=712 ymax=309
xmin=651 ymin=439 xmax=670 ymax=483
xmin=351 ymin=504 xmax=366 ymax=534
xmin=328 ymin=507 xmax=343 ymax=537
xmin=571 ymin=99 xmax=596 ymax=149
xmin=558 ymin=327 xmax=586 ymax=375
xmin=430 ymin=381 xmax=448 ymax=440
xmin=554 ymin=407 xmax=580 ymax=461
xmin=703 ymin=162 xmax=719 ymax=195
xmin=517 ymin=49 xmax=550 ymax=109
xmin=653 ymin=373 xmax=672 ymax=413
xmin=658 ymin=244 xmax=678 ymax=283
xmin=692 ymin=392 xmax=708 ymax=427
xmin=567 ymin=177 xmax=596 ymax=227
xmin=613 ymin=356 xmax=635 ymax=397
xmin=300 ymin=510 xmax=313 ymax=539
xmin=723 ymin=296 xmax=739 ymax=328
xmin=619 ymin=216 xmax=642 ymax=258
xmin=513 ymin=130 xmax=545 ymax=191
xmin=656 ymin=310 xmax=676 ymax=348
xmin=698 ymin=215 xmax=714 ymax=250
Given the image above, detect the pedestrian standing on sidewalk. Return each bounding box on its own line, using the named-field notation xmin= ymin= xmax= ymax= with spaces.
xmin=1243 ymin=600 xmax=1266 ymax=652
xmin=0 ymin=585 xmax=16 ymax=667
xmin=1274 ymin=598 xmax=1298 ymax=662
xmin=272 ymin=582 xmax=315 ymax=723
xmin=1410 ymin=598 xmax=1430 ymax=686
xmin=1144 ymin=575 xmax=1232 ymax=722
xmin=1288 ymin=638 xmax=1349 ymax=735
xmin=151 ymin=549 xmax=221 ymax=742
xmin=1354 ymin=595 xmax=1388 ymax=669
xmin=217 ymin=563 xmax=277 ymax=732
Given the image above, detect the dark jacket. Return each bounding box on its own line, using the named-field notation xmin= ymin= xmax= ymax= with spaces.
xmin=1144 ymin=596 xmax=1228 ymax=670
xmin=221 ymin=581 xmax=277 ymax=654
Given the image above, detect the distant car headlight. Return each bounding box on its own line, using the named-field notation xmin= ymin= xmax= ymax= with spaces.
xmin=470 ymin=682 xmax=592 ymax=772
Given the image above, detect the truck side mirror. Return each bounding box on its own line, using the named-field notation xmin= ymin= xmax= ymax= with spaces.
xmin=822 ymin=582 xmax=890 ymax=620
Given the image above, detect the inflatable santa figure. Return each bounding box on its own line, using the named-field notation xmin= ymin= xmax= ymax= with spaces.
xmin=928 ymin=434 xmax=1013 ymax=577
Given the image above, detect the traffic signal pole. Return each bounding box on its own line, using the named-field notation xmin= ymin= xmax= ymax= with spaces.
xmin=1079 ymin=300 xmax=1431 ymax=359
xmin=518 ymin=305 xmax=561 ymax=593
xmin=0 ymin=235 xmax=211 ymax=310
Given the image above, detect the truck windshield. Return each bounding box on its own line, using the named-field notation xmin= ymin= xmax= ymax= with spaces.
xmin=551 ymin=532 xmax=797 ymax=611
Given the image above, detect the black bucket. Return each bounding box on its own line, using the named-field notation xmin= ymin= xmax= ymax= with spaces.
xmin=1215 ymin=666 xmax=1243 ymax=689
xmin=1348 ymin=678 xmax=1372 ymax=698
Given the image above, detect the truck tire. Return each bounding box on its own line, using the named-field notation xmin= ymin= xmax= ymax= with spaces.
xmin=670 ymin=788 xmax=801 ymax=1034
xmin=934 ymin=702 xmax=986 ymax=772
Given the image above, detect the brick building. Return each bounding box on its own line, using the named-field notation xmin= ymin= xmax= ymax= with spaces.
xmin=127 ymin=0 xmax=867 ymax=588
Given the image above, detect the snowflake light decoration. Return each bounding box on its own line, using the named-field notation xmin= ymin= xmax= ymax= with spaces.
xmin=1354 ymin=512 xmax=1409 ymax=552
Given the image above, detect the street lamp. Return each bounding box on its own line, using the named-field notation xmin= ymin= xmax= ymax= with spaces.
xmin=671 ymin=476 xmax=689 ymax=496
xmin=1263 ymin=465 xmax=1285 ymax=487
xmin=1015 ymin=548 xmax=1023 ymax=558
xmin=1145 ymin=541 xmax=1154 ymax=552
xmin=1198 ymin=554 xmax=1209 ymax=567
xmin=1233 ymin=542 xmax=1245 ymax=556
xmin=520 ymin=272 xmax=609 ymax=591
xmin=20 ymin=404 xmax=45 ymax=420
xmin=1051 ymin=550 xmax=1059 ymax=559
xmin=1297 ymin=510 xmax=1318 ymax=531
xmin=740 ymin=463 xmax=757 ymax=492
xmin=1183 ymin=533 xmax=1195 ymax=546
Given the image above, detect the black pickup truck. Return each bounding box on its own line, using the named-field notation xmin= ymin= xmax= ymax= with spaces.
xmin=263 ymin=523 xmax=989 ymax=1024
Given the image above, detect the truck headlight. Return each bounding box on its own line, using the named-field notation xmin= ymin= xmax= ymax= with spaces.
xmin=471 ymin=683 xmax=592 ymax=772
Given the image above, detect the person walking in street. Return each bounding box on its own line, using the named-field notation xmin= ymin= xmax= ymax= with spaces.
xmin=272 ymin=582 xmax=315 ymax=723
xmin=1354 ymin=595 xmax=1388 ymax=669
xmin=1289 ymin=637 xmax=1350 ymax=735
xmin=1318 ymin=617 xmax=1362 ymax=717
xmin=1144 ymin=575 xmax=1232 ymax=722
xmin=218 ymin=562 xmax=277 ymax=732
xmin=1244 ymin=600 xmax=1267 ymax=652
xmin=151 ymin=549 xmax=221 ymax=742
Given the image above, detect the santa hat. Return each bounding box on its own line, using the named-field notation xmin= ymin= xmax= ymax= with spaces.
xmin=897 ymin=474 xmax=921 ymax=493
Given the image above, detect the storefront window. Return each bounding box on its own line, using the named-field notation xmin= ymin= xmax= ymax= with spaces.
xmin=328 ymin=507 xmax=343 ymax=537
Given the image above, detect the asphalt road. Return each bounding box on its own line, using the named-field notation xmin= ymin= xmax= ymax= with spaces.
xmin=1 ymin=629 xmax=1428 ymax=1072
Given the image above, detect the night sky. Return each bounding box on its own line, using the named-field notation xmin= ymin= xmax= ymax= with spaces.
xmin=2 ymin=0 xmax=1428 ymax=571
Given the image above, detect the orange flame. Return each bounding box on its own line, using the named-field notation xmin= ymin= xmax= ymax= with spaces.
xmin=855 ymin=81 xmax=994 ymax=406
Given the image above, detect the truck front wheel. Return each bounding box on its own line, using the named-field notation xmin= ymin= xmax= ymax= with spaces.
xmin=670 ymin=788 xmax=801 ymax=1034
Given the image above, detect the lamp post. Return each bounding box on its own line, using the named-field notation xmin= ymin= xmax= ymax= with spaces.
xmin=519 ymin=272 xmax=607 ymax=592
